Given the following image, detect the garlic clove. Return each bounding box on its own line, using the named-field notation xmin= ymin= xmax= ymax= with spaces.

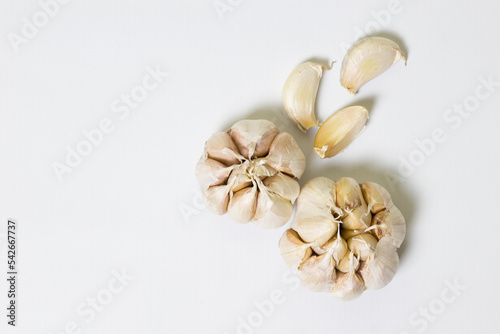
xmin=205 ymin=132 xmax=243 ymax=165
xmin=227 ymin=186 xmax=258 ymax=223
xmin=340 ymin=36 xmax=406 ymax=94
xmin=291 ymin=177 xmax=340 ymax=245
xmin=340 ymin=228 xmax=365 ymax=241
xmin=313 ymin=106 xmax=368 ymax=159
xmin=347 ymin=233 xmax=378 ymax=261
xmin=195 ymin=156 xmax=234 ymax=190
xmin=227 ymin=163 xmax=253 ymax=193
xmin=335 ymin=177 xmax=365 ymax=210
xmin=370 ymin=204 xmax=406 ymax=248
xmin=292 ymin=216 xmax=338 ymax=246
xmin=229 ymin=119 xmax=280 ymax=159
xmin=262 ymin=132 xmax=306 ymax=178
xmin=282 ymin=61 xmax=332 ymax=132
xmin=336 ymin=251 xmax=360 ymax=273
xmin=297 ymin=250 xmax=337 ymax=292
xmin=253 ymin=189 xmax=293 ymax=229
xmin=262 ymin=172 xmax=301 ymax=204
xmin=299 ymin=177 xmax=339 ymax=210
xmin=342 ymin=206 xmax=372 ymax=230
xmin=330 ymin=271 xmax=365 ymax=301
xmin=202 ymin=184 xmax=232 ymax=215
xmin=251 ymin=163 xmax=277 ymax=179
xmin=312 ymin=235 xmax=348 ymax=264
xmin=358 ymin=237 xmax=399 ymax=290
xmin=361 ymin=182 xmax=393 ymax=214
xmin=279 ymin=229 xmax=313 ymax=270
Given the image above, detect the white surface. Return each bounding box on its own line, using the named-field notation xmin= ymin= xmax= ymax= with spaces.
xmin=1 ymin=1 xmax=499 ymax=333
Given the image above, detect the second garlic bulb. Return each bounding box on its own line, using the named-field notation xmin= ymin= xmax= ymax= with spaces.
xmin=196 ymin=119 xmax=306 ymax=229
xmin=279 ymin=177 xmax=405 ymax=300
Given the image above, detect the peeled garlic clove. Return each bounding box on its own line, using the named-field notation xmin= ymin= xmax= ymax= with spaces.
xmin=358 ymin=237 xmax=399 ymax=290
xmin=195 ymin=156 xmax=234 ymax=190
xmin=336 ymin=251 xmax=360 ymax=273
xmin=370 ymin=204 xmax=406 ymax=248
xmin=202 ymin=184 xmax=232 ymax=215
xmin=227 ymin=186 xmax=258 ymax=223
xmin=262 ymin=172 xmax=300 ymax=203
xmin=262 ymin=132 xmax=306 ymax=178
xmin=297 ymin=250 xmax=336 ymax=292
xmin=347 ymin=233 xmax=378 ymax=261
xmin=282 ymin=62 xmax=332 ymax=132
xmin=361 ymin=182 xmax=393 ymax=214
xmin=279 ymin=229 xmax=313 ymax=270
xmin=330 ymin=271 xmax=365 ymax=301
xmin=253 ymin=188 xmax=293 ymax=229
xmin=340 ymin=36 xmax=406 ymax=94
xmin=314 ymin=106 xmax=368 ymax=159
xmin=229 ymin=119 xmax=280 ymax=159
xmin=205 ymin=132 xmax=243 ymax=165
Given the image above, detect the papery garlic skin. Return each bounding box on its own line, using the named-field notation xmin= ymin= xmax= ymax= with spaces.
xmin=196 ymin=119 xmax=306 ymax=228
xmin=340 ymin=36 xmax=406 ymax=94
xmin=358 ymin=237 xmax=399 ymax=290
xmin=331 ymin=271 xmax=365 ymax=301
xmin=313 ymin=106 xmax=368 ymax=159
xmin=279 ymin=229 xmax=313 ymax=270
xmin=283 ymin=62 xmax=332 ymax=132
xmin=279 ymin=177 xmax=405 ymax=300
xmin=297 ymin=249 xmax=337 ymax=292
xmin=361 ymin=181 xmax=393 ymax=214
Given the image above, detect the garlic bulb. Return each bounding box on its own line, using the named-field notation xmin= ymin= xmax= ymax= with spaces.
xmin=340 ymin=36 xmax=406 ymax=94
xmin=313 ymin=106 xmax=368 ymax=159
xmin=279 ymin=177 xmax=405 ymax=300
xmin=282 ymin=61 xmax=332 ymax=132
xmin=196 ymin=119 xmax=306 ymax=228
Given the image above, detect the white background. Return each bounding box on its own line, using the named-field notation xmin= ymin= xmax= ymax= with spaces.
xmin=1 ymin=1 xmax=499 ymax=333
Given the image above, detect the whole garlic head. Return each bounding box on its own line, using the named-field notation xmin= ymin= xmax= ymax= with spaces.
xmin=279 ymin=177 xmax=406 ymax=300
xmin=196 ymin=119 xmax=306 ymax=229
